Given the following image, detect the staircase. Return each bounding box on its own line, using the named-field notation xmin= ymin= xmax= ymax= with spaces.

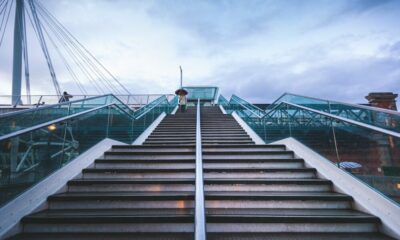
xmin=10 ymin=106 xmax=393 ymax=239
xmin=201 ymin=106 xmax=392 ymax=239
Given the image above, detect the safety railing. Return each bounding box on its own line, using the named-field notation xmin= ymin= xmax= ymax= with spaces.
xmin=0 ymin=94 xmax=178 ymax=137
xmin=195 ymin=98 xmax=206 ymax=240
xmin=0 ymin=94 xmax=135 ymax=136
xmin=220 ymin=94 xmax=265 ymax=118
xmin=0 ymin=94 xmax=176 ymax=109
xmin=217 ymin=95 xmax=228 ymax=107
xmin=229 ymin=98 xmax=400 ymax=205
xmin=0 ymin=96 xmax=178 ymax=207
xmin=268 ymin=93 xmax=400 ymax=133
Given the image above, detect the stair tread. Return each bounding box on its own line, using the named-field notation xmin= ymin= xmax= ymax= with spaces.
xmin=11 ymin=232 xmax=394 ymax=240
xmin=50 ymin=191 xmax=194 ymax=200
xmin=84 ymin=168 xmax=315 ymax=172
xmin=205 ymin=191 xmax=352 ymax=200
xmin=69 ymin=178 xmax=328 ymax=184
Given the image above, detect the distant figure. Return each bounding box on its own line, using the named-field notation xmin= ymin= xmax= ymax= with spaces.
xmin=179 ymin=94 xmax=187 ymax=112
xmin=59 ymin=91 xmax=73 ymax=103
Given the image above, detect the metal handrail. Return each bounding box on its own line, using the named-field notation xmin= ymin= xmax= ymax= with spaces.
xmin=271 ymin=92 xmax=400 ymax=116
xmin=0 ymin=94 xmax=115 ymax=118
xmin=195 ymin=98 xmax=206 ymax=240
xmin=280 ymin=101 xmax=400 ymax=138
xmin=229 ymin=95 xmax=264 ymax=118
xmin=232 ymin=94 xmax=265 ymax=112
xmin=0 ymin=103 xmax=116 ymax=142
xmin=134 ymin=95 xmax=171 ymax=120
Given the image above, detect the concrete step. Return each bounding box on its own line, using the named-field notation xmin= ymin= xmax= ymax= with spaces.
xmin=68 ymin=177 xmax=329 ymax=192
xmin=205 ymin=214 xmax=380 ymax=233
xmin=67 ymin=179 xmax=195 ymax=192
xmin=11 ymin=232 xmax=393 ymax=240
xmin=83 ymin=168 xmax=316 ymax=179
xmin=204 ymin=168 xmax=316 ymax=179
xmin=203 ymin=179 xmax=331 ymax=192
xmin=143 ymin=142 xmax=196 ymax=145
xmin=203 ymin=158 xmax=305 ymax=169
xmin=83 ymin=168 xmax=195 ymax=179
xmin=203 ymin=151 xmax=294 ymax=159
xmin=48 ymin=192 xmax=194 ymax=210
xmin=22 ymin=211 xmax=193 ymax=233
xmin=95 ymin=158 xmax=305 ymax=169
xmin=202 ymin=140 xmax=254 ymax=144
xmin=103 ymin=151 xmax=195 ymax=160
xmin=109 ymin=146 xmax=195 ymax=153
xmin=207 ymin=232 xmax=394 ymax=240
xmin=205 ymin=191 xmax=353 ymax=209
xmin=202 ymin=145 xmax=286 ymax=152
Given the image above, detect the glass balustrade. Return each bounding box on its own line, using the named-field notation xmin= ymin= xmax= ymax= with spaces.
xmin=271 ymin=93 xmax=400 ymax=133
xmin=0 ymin=94 xmax=134 ymax=136
xmin=0 ymin=96 xmax=177 ymax=207
xmin=228 ymin=99 xmax=400 ymax=205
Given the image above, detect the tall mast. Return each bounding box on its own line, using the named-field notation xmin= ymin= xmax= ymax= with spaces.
xmin=12 ymin=0 xmax=24 ymax=106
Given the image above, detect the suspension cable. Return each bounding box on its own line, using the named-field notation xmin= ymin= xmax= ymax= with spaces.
xmin=0 ymin=0 xmax=12 ymax=47
xmin=35 ymin=3 xmax=123 ymax=95
xmin=27 ymin=0 xmax=61 ymax=97
xmin=36 ymin=1 xmax=131 ymax=95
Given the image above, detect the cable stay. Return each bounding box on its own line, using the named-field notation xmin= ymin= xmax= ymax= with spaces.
xmin=0 ymin=0 xmax=132 ymax=104
xmin=27 ymin=0 xmax=61 ymax=97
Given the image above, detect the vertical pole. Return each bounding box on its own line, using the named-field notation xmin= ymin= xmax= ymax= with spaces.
xmin=180 ymin=66 xmax=183 ymax=89
xmin=12 ymin=0 xmax=24 ymax=106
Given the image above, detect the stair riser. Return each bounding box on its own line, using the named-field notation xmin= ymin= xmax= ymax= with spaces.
xmin=206 ymin=200 xmax=351 ymax=209
xmin=109 ymin=148 xmax=195 ymax=153
xmin=204 ymin=163 xmax=304 ymax=168
xmin=83 ymin=172 xmax=315 ymax=179
xmin=204 ymin=172 xmax=316 ymax=179
xmin=83 ymin=172 xmax=194 ymax=179
xmin=202 ymin=147 xmax=286 ymax=152
xmin=23 ymin=223 xmax=194 ymax=233
xmin=49 ymin=200 xmax=195 ymax=210
xmin=103 ymin=155 xmax=195 ymax=160
xmin=68 ymin=184 xmax=194 ymax=192
xmin=204 ymin=184 xmax=331 ymax=192
xmin=143 ymin=143 xmax=196 ymax=145
xmin=68 ymin=184 xmax=329 ymax=192
xmin=203 ymin=154 xmax=293 ymax=160
xmin=201 ymin=141 xmax=254 ymax=144
xmin=206 ymin=223 xmax=378 ymax=233
xmin=95 ymin=163 xmax=195 ymax=169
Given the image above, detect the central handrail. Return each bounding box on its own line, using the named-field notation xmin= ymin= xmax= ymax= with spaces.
xmin=195 ymin=98 xmax=206 ymax=240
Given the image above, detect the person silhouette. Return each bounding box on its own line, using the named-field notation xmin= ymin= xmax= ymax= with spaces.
xmin=59 ymin=91 xmax=73 ymax=103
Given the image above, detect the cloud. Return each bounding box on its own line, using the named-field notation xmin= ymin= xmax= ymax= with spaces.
xmin=214 ymin=42 xmax=400 ymax=104
xmin=0 ymin=0 xmax=399 ymax=105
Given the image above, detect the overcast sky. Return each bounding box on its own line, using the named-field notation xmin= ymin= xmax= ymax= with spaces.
xmin=0 ymin=0 xmax=399 ymax=103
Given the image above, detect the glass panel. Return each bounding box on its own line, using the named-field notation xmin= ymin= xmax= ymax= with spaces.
xmin=272 ymin=93 xmax=400 ymax=133
xmin=252 ymin=102 xmax=400 ymax=205
xmin=0 ymin=105 xmax=130 ymax=206
xmin=183 ymin=87 xmax=218 ymax=101
xmin=0 ymin=95 xmax=111 ymax=136
xmin=0 ymin=95 xmax=138 ymax=137
xmin=0 ymin=96 xmax=177 ymax=207
xmin=230 ymin=95 xmax=265 ymax=118
xmin=218 ymin=95 xmax=228 ymax=107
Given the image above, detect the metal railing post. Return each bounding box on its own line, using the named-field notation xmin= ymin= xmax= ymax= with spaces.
xmin=195 ymin=98 xmax=206 ymax=240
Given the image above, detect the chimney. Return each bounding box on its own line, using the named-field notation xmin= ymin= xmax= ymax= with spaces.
xmin=365 ymin=92 xmax=398 ymax=111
